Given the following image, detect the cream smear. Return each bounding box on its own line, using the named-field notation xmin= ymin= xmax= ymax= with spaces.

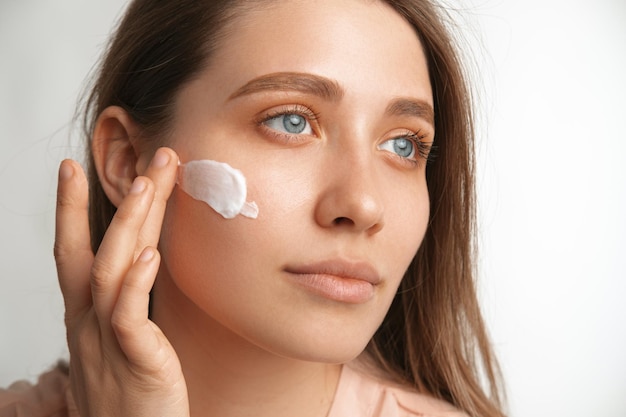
xmin=177 ymin=160 xmax=258 ymax=219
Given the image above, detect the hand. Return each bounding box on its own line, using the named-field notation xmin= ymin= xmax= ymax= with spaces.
xmin=54 ymin=147 xmax=189 ymax=417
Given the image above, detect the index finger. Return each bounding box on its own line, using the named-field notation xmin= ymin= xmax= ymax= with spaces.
xmin=134 ymin=147 xmax=179 ymax=257
xmin=54 ymin=159 xmax=95 ymax=319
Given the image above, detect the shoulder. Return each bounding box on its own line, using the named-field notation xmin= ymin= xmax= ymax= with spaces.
xmin=0 ymin=364 xmax=77 ymax=417
xmin=328 ymin=361 xmax=468 ymax=417
xmin=384 ymin=383 xmax=468 ymax=417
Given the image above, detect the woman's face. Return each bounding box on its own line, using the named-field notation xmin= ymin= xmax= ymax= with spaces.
xmin=158 ymin=0 xmax=434 ymax=362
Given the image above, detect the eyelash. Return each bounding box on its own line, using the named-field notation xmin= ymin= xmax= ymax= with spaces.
xmin=256 ymin=106 xmax=435 ymax=167
xmin=394 ymin=130 xmax=434 ymax=167
xmin=256 ymin=104 xmax=319 ymax=142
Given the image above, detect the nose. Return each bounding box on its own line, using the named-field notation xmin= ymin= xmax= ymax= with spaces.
xmin=313 ymin=146 xmax=384 ymax=235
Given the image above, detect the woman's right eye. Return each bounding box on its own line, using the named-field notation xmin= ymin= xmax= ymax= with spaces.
xmin=263 ymin=113 xmax=313 ymax=135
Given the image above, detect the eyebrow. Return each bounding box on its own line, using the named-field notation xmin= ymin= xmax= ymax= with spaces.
xmin=229 ymin=71 xmax=435 ymax=127
xmin=385 ymin=98 xmax=435 ymax=128
xmin=229 ymin=72 xmax=344 ymax=101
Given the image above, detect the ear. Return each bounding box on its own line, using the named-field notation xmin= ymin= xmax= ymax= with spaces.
xmin=91 ymin=106 xmax=143 ymax=208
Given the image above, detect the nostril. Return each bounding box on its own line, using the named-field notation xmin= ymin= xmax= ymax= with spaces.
xmin=333 ymin=217 xmax=354 ymax=226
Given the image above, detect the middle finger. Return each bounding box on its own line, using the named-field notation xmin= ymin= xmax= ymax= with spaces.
xmin=90 ymin=176 xmax=154 ymax=324
xmin=134 ymin=147 xmax=179 ymax=258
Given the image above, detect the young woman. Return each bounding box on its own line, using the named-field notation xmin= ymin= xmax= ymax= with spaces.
xmin=1 ymin=0 xmax=505 ymax=416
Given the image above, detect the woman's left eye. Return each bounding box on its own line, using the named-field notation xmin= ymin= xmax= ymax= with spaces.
xmin=378 ymin=137 xmax=416 ymax=160
xmin=263 ymin=113 xmax=313 ymax=135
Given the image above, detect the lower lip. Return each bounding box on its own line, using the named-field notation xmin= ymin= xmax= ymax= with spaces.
xmin=288 ymin=273 xmax=375 ymax=304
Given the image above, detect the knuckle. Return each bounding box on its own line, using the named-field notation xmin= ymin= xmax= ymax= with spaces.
xmin=69 ymin=317 xmax=100 ymax=357
xmin=90 ymin=259 xmax=117 ymax=293
xmin=56 ymin=190 xmax=77 ymax=209
xmin=54 ymin=243 xmax=92 ymax=273
xmin=53 ymin=240 xmax=69 ymax=261
xmin=112 ymin=204 xmax=136 ymax=223
xmin=111 ymin=309 xmax=134 ymax=339
xmin=122 ymin=274 xmax=148 ymax=294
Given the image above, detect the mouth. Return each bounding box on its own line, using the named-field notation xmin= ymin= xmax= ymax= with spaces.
xmin=284 ymin=259 xmax=381 ymax=304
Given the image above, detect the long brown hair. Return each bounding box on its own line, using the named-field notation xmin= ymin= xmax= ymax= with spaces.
xmin=80 ymin=1 xmax=505 ymax=416
xmin=367 ymin=2 xmax=506 ymax=417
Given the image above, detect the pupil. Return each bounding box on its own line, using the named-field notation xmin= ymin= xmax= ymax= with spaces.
xmin=394 ymin=138 xmax=413 ymax=157
xmin=283 ymin=114 xmax=306 ymax=133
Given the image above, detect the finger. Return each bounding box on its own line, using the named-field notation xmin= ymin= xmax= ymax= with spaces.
xmin=110 ymin=246 xmax=165 ymax=368
xmin=135 ymin=147 xmax=179 ymax=256
xmin=90 ymin=176 xmax=155 ymax=324
xmin=54 ymin=160 xmax=95 ymax=320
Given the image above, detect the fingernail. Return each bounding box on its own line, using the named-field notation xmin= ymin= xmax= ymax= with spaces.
xmin=139 ymin=247 xmax=155 ymax=262
xmin=59 ymin=161 xmax=73 ymax=181
xmin=152 ymin=148 xmax=170 ymax=169
xmin=129 ymin=178 xmax=147 ymax=194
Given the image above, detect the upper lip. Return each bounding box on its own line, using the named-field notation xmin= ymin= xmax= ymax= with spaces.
xmin=285 ymin=258 xmax=381 ymax=285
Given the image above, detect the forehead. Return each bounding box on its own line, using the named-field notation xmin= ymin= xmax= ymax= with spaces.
xmin=207 ymin=0 xmax=432 ymax=104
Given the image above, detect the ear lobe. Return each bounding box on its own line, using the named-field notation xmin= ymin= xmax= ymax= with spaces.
xmin=92 ymin=106 xmax=141 ymax=208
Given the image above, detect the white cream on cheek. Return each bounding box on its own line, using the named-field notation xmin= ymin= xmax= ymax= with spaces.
xmin=177 ymin=160 xmax=258 ymax=219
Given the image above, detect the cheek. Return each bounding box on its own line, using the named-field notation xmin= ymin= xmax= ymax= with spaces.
xmin=243 ymin=148 xmax=319 ymax=217
xmin=383 ymin=179 xmax=430 ymax=282
xmin=158 ymin=170 xmax=308 ymax=316
xmin=159 ymin=188 xmax=268 ymax=303
xmin=156 ymin=161 xmax=430 ymax=362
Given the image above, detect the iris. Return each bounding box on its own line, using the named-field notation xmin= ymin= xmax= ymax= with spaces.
xmin=282 ymin=114 xmax=307 ymax=134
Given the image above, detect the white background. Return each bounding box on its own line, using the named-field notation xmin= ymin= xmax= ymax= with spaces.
xmin=1 ymin=1 xmax=625 ymax=416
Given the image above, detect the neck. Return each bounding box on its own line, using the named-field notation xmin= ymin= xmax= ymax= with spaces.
xmin=151 ymin=270 xmax=341 ymax=417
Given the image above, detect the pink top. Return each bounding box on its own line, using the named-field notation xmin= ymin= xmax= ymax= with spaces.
xmin=328 ymin=362 xmax=467 ymax=417
xmin=0 ymin=363 xmax=466 ymax=417
xmin=0 ymin=367 xmax=78 ymax=417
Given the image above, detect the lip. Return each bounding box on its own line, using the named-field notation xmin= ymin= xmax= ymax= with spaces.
xmin=285 ymin=259 xmax=381 ymax=304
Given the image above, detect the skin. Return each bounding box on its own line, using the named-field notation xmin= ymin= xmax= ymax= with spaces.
xmin=54 ymin=1 xmax=434 ymax=416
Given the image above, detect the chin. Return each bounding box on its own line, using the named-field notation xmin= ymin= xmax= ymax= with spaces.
xmin=236 ymin=313 xmax=380 ymax=365
xmin=266 ymin=337 xmax=370 ymax=365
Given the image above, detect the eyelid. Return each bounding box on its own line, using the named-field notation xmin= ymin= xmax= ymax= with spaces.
xmin=258 ymin=104 xmax=320 ymax=123
xmin=379 ymin=129 xmax=434 ymax=168
xmin=405 ymin=130 xmax=434 ymax=162
xmin=255 ymin=104 xmax=320 ymax=142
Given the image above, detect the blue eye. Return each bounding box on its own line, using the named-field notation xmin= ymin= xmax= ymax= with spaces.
xmin=264 ymin=113 xmax=312 ymax=135
xmin=378 ymin=137 xmax=416 ymax=159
